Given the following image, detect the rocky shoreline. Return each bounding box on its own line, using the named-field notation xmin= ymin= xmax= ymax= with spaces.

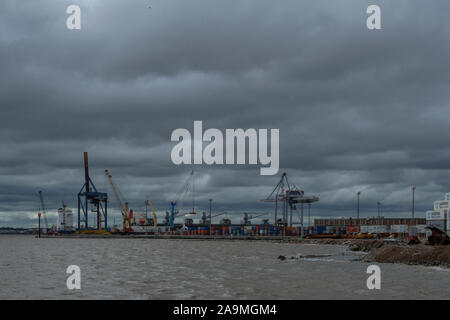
xmin=361 ymin=243 xmax=450 ymax=268
xmin=278 ymin=238 xmax=450 ymax=268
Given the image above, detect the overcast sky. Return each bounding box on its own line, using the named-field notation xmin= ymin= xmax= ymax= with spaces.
xmin=1 ymin=0 xmax=450 ymax=227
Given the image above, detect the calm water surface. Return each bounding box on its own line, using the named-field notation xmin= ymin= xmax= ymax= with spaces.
xmin=0 ymin=235 xmax=448 ymax=299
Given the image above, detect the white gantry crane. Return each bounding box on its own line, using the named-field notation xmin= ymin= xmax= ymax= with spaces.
xmin=38 ymin=190 xmax=49 ymax=234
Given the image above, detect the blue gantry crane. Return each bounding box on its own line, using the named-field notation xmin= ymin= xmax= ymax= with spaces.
xmin=77 ymin=152 xmax=108 ymax=230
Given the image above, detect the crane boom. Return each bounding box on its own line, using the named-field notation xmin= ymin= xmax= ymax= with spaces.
xmin=105 ymin=170 xmax=132 ymax=232
xmin=212 ymin=212 xmax=227 ymax=218
xmin=105 ymin=170 xmax=124 ymax=214
xmin=251 ymin=213 xmax=268 ymax=219
xmin=170 ymin=170 xmax=195 ymax=229
xmin=38 ymin=191 xmax=49 ymax=233
xmin=146 ymin=197 xmax=158 ymax=227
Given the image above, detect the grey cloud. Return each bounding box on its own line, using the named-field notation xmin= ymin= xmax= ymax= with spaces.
xmin=1 ymin=0 xmax=450 ymax=227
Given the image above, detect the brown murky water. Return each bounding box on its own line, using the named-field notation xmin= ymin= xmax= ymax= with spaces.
xmin=0 ymin=235 xmax=448 ymax=299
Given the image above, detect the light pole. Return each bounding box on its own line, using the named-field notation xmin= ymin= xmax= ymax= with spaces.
xmin=377 ymin=201 xmax=382 ymax=224
xmin=308 ymin=203 xmax=311 ymax=227
xmin=300 ymin=202 xmax=304 ymax=238
xmin=357 ymin=191 xmax=361 ymax=220
xmin=38 ymin=213 xmax=41 ymax=238
xmin=411 ymin=186 xmax=416 ymax=218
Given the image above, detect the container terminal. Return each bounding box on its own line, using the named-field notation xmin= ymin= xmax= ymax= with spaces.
xmin=34 ymin=152 xmax=449 ymax=243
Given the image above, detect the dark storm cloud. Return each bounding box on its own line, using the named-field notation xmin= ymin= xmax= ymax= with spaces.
xmin=1 ymin=0 xmax=450 ymax=227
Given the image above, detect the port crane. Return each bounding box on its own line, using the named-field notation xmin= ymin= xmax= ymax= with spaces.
xmin=38 ymin=191 xmax=49 ymax=234
xmin=146 ymin=197 xmax=158 ymax=227
xmin=77 ymin=152 xmax=108 ymax=230
xmin=209 ymin=212 xmax=232 ymax=225
xmin=262 ymin=172 xmax=319 ymax=237
xmin=261 ymin=172 xmax=291 ymax=226
xmin=211 ymin=212 xmax=228 ymax=219
xmin=170 ymin=170 xmax=195 ymax=229
xmin=105 ymin=170 xmax=132 ymax=232
xmin=243 ymin=212 xmax=268 ymax=225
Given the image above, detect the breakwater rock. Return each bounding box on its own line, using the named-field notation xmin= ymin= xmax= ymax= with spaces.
xmin=362 ymin=245 xmax=450 ymax=268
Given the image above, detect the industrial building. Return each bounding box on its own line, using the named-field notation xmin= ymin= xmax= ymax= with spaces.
xmin=426 ymin=193 xmax=450 ymax=236
xmin=314 ymin=217 xmax=426 ymax=226
xmin=312 ymin=217 xmax=427 ymax=237
xmin=311 ymin=193 xmax=450 ymax=237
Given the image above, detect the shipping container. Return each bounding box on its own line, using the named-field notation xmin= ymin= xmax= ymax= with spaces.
xmin=268 ymin=226 xmax=280 ymax=236
xmin=243 ymin=226 xmax=256 ymax=235
xmin=368 ymin=225 xmax=388 ymax=234
xmin=314 ymin=225 xmax=326 ymax=234
xmin=285 ymin=227 xmax=297 ymax=236
xmin=416 ymin=224 xmax=427 ymax=234
xmin=390 ymin=225 xmax=408 ymax=233
xmin=325 ymin=226 xmax=336 ymax=234
xmin=229 ymin=226 xmax=239 ymax=235
xmin=360 ymin=226 xmax=369 ymax=234
xmin=345 ymin=226 xmax=360 ymax=234
xmin=408 ymin=226 xmax=417 ymax=236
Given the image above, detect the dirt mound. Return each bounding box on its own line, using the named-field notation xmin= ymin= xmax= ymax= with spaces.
xmin=348 ymin=240 xmax=387 ymax=252
xmin=363 ymin=245 xmax=450 ymax=268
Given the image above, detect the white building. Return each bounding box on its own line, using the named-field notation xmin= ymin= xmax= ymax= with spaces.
xmin=426 ymin=193 xmax=450 ymax=236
